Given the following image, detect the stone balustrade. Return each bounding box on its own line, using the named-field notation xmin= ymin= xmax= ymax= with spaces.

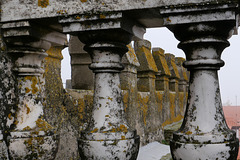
xmin=67 ymin=38 xmax=189 ymax=148
xmin=1 ymin=1 xmax=239 ymax=159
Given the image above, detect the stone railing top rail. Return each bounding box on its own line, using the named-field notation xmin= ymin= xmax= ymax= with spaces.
xmin=1 ymin=0 xmax=238 ymax=25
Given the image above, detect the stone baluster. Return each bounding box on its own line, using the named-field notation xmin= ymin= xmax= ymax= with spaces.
xmin=2 ymin=21 xmax=66 ymax=159
xmin=59 ymin=12 xmax=145 ymax=159
xmin=161 ymin=8 xmax=239 ymax=159
xmin=77 ymin=30 xmax=140 ymax=160
xmin=69 ymin=35 xmax=94 ymax=90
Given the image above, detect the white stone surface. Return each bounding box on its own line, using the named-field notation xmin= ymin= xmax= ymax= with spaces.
xmin=1 ymin=0 xmax=223 ymax=22
xmin=137 ymin=142 xmax=170 ymax=160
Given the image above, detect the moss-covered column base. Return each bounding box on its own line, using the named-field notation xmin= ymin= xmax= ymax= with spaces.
xmin=168 ymin=21 xmax=239 ymax=159
xmin=77 ymin=29 xmax=140 ymax=159
xmin=6 ymin=47 xmax=59 ymax=159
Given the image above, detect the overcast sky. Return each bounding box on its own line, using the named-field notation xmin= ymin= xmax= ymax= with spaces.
xmin=61 ymin=27 xmax=240 ymax=106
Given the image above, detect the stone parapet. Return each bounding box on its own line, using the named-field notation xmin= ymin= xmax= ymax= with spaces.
xmin=66 ymin=39 xmax=189 ymax=149
xmin=0 ymin=23 xmax=188 ymax=158
xmin=1 ymin=1 xmax=240 ymax=159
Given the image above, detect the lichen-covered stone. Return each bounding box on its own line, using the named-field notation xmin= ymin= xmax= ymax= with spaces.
xmin=168 ymin=18 xmax=239 ymax=160
xmin=44 ymin=46 xmax=80 ymax=160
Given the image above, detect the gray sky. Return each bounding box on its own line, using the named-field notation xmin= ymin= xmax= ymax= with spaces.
xmin=61 ymin=28 xmax=240 ymax=106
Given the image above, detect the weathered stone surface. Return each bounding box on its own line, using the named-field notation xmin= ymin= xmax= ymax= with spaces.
xmin=1 ymin=0 xmax=237 ymax=24
xmin=152 ymin=48 xmax=171 ymax=91
xmin=69 ymin=35 xmax=94 ymax=90
xmin=0 ymin=26 xmax=14 ymax=160
xmin=76 ymin=29 xmax=140 ymax=159
xmin=2 ymin=0 xmax=239 ymax=159
xmin=66 ymin=39 xmax=188 ymax=148
xmin=44 ymin=46 xmax=80 ymax=160
xmin=168 ymin=20 xmax=239 ymax=160
xmin=0 ymin=21 xmax=66 ymax=159
xmin=135 ymin=40 xmax=158 ymax=92
xmin=7 ymin=47 xmax=59 ymax=160
xmin=121 ymin=44 xmax=140 ymax=132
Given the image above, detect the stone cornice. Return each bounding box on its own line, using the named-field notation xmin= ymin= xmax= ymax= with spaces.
xmin=1 ymin=1 xmax=239 ymax=28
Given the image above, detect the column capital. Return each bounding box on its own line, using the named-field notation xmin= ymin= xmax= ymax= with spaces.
xmin=59 ymin=11 xmax=146 ymax=40
xmin=171 ymin=21 xmax=236 ymax=70
xmin=2 ymin=20 xmax=67 ymax=76
xmin=2 ymin=20 xmax=67 ymax=48
xmin=160 ymin=2 xmax=238 ymax=26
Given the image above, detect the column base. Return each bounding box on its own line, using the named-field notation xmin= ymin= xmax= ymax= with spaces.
xmin=78 ymin=130 xmax=140 ymax=160
xmin=170 ymin=139 xmax=239 ymax=160
xmin=8 ymin=131 xmax=59 ymax=160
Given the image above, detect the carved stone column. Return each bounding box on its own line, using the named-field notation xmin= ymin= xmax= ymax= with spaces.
xmin=2 ymin=21 xmax=66 ymax=159
xmin=165 ymin=19 xmax=239 ymax=160
xmin=74 ymin=29 xmax=139 ymax=159
xmin=60 ymin=11 xmax=145 ymax=159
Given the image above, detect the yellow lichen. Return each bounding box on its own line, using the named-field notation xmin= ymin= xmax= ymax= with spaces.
xmin=31 ymin=77 xmax=39 ymax=94
xmin=35 ymin=118 xmax=53 ymax=131
xmin=169 ymin=93 xmax=175 ymax=120
xmin=14 ymin=120 xmax=19 ymax=125
xmin=138 ymin=93 xmax=150 ymax=125
xmin=77 ymin=99 xmax=85 ymax=120
xmin=140 ymin=47 xmax=158 ymax=72
xmin=110 ymin=128 xmax=116 ymax=133
xmin=99 ymin=14 xmax=106 ymax=19
xmin=123 ymin=92 xmax=129 ymax=112
xmin=81 ymin=0 xmax=87 ymax=2
xmin=156 ymin=92 xmax=163 ymax=113
xmin=91 ymin=128 xmax=98 ymax=133
xmin=162 ymin=114 xmax=183 ymax=127
xmin=23 ymin=126 xmax=32 ymax=131
xmin=26 ymin=104 xmax=30 ymax=114
xmin=186 ymin=131 xmax=192 ymax=135
xmin=56 ymin=10 xmax=68 ymax=15
xmin=8 ymin=113 xmax=12 ymax=120
xmin=107 ymin=97 xmax=113 ymax=101
xmin=166 ymin=17 xmax=171 ymax=22
xmin=25 ymin=87 xmax=31 ymax=93
xmin=38 ymin=0 xmax=49 ymax=8
xmin=75 ymin=16 xmax=81 ymax=20
xmin=118 ymin=124 xmax=128 ymax=133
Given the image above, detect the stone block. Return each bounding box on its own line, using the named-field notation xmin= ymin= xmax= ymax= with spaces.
xmin=69 ymin=35 xmax=94 ymax=90
xmin=120 ymin=44 xmax=140 ymax=91
xmin=175 ymin=57 xmax=188 ymax=92
xmin=134 ymin=40 xmax=158 ymax=92
xmin=165 ymin=54 xmax=180 ymax=92
xmin=152 ymin=48 xmax=171 ymax=91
